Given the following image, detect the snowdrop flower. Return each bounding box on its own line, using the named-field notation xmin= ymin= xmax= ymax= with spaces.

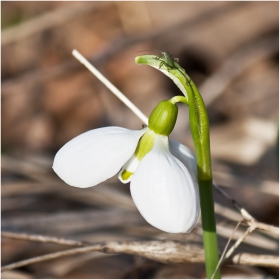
xmin=53 ymin=100 xmax=200 ymax=233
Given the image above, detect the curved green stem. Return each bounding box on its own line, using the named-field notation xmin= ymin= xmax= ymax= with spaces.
xmin=187 ymin=79 xmax=220 ymax=279
xmin=136 ymin=54 xmax=221 ymax=278
xmin=169 ymin=95 xmax=188 ymax=106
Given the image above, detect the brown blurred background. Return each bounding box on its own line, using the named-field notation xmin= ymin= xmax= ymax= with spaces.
xmin=1 ymin=2 xmax=279 ymax=279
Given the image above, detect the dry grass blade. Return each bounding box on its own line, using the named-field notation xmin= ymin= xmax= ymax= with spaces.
xmin=72 ymin=49 xmax=149 ymax=124
xmin=224 ymin=226 xmax=256 ymax=261
xmin=2 ymin=238 xmax=278 ymax=272
xmin=1 ymin=241 xmax=204 ymax=272
xmin=1 ymin=244 xmax=103 ymax=272
xmin=1 ymin=231 xmax=88 ymax=247
xmin=231 ymin=253 xmax=279 ymax=267
xmin=211 ymin=221 xmax=242 ymax=279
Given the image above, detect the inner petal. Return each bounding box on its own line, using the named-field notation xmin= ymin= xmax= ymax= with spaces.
xmin=118 ymin=154 xmax=140 ymax=183
xmin=118 ymin=129 xmax=156 ymax=184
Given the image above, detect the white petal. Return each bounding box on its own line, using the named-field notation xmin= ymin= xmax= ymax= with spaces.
xmin=53 ymin=127 xmax=147 ymax=188
xmin=131 ymin=135 xmax=200 ymax=233
xmin=169 ymin=139 xmax=197 ymax=179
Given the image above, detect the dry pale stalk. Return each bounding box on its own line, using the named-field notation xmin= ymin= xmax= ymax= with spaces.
xmin=1 ymin=241 xmax=203 ymax=272
xmin=1 ymin=239 xmax=278 ymax=272
xmin=1 ymin=231 xmax=87 ymax=247
xmin=231 ymin=253 xmax=279 ymax=267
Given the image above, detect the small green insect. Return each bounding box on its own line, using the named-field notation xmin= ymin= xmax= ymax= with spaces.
xmin=141 ymin=50 xmax=186 ymax=77
xmin=157 ymin=51 xmax=178 ymax=69
xmin=138 ymin=50 xmax=177 ymax=68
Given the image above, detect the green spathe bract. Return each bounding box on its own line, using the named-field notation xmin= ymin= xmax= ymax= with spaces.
xmin=148 ymin=100 xmax=178 ymax=136
xmin=136 ymin=55 xmax=189 ymax=99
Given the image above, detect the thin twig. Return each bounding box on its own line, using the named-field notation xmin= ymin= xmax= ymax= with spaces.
xmin=213 ymin=183 xmax=251 ymax=217
xmin=1 ymin=240 xmax=203 ymax=272
xmin=231 ymin=253 xmax=279 ymax=267
xmin=72 ymin=50 xmax=148 ymax=124
xmin=1 ymin=231 xmax=88 ymax=247
xmin=216 ymin=224 xmax=277 ymax=251
xmin=1 ymin=244 xmax=103 ymax=272
xmin=243 ymin=219 xmax=279 ymax=235
xmin=211 ymin=221 xmax=242 ymax=279
xmin=224 ymin=226 xmax=256 ymax=260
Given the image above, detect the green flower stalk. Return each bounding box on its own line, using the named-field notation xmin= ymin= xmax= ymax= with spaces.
xmin=136 ymin=53 xmax=221 ymax=279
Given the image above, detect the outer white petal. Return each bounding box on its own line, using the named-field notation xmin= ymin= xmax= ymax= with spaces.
xmin=53 ymin=126 xmax=147 ymax=188
xmin=169 ymin=139 xmax=197 ymax=179
xmin=131 ymin=135 xmax=200 ymax=233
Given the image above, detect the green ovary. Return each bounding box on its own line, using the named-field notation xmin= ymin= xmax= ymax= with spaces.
xmin=148 ymin=100 xmax=178 ymax=136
